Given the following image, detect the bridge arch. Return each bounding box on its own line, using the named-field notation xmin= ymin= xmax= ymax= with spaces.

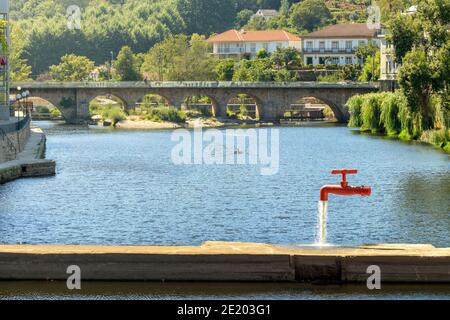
xmin=15 ymin=96 xmax=75 ymax=122
xmin=287 ymin=94 xmax=348 ymax=122
xmin=136 ymin=94 xmax=172 ymax=108
xmin=182 ymin=94 xmax=220 ymax=118
xmin=225 ymin=93 xmax=263 ymax=121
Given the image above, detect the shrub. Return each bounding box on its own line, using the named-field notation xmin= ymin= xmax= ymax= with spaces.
xmin=144 ymin=107 xmax=186 ymax=123
xmin=35 ymin=106 xmax=50 ymax=114
xmin=317 ymin=73 xmax=342 ymax=82
xmin=100 ymin=106 xmax=127 ymax=126
xmin=420 ymin=129 xmax=450 ymax=149
xmin=50 ymin=108 xmax=62 ymax=117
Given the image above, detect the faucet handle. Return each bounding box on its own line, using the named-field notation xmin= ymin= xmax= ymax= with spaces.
xmin=331 ymin=169 xmax=358 ymax=187
xmin=331 ymin=169 xmax=358 ymax=175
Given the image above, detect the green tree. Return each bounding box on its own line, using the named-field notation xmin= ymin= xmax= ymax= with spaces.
xmin=9 ymin=23 xmax=32 ymax=81
xmin=141 ymin=34 xmax=218 ymax=81
xmin=176 ymin=0 xmax=236 ymax=34
xmin=113 ymin=46 xmax=141 ymax=81
xmin=214 ymin=59 xmax=235 ymax=81
xmin=256 ymin=48 xmax=270 ymax=59
xmin=358 ymin=51 xmax=380 ymax=82
xmin=235 ymin=9 xmax=254 ymax=29
xmin=289 ymin=0 xmax=332 ymax=32
xmin=389 ymin=0 xmax=450 ymax=132
xmin=398 ymin=50 xmax=435 ymax=132
xmin=386 ymin=13 xmax=422 ymax=64
xmin=49 ymin=54 xmax=95 ymax=81
xmin=270 ymin=47 xmax=301 ymax=70
xmin=355 ymin=42 xmax=379 ymax=65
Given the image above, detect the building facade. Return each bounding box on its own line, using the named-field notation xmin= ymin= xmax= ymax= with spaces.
xmin=253 ymin=9 xmax=278 ymax=20
xmin=379 ymin=6 xmax=418 ymax=86
xmin=207 ymin=29 xmax=301 ymax=59
xmin=301 ymin=23 xmax=380 ymax=66
xmin=379 ymin=32 xmax=398 ymax=81
xmin=0 ymin=0 xmax=9 ymax=121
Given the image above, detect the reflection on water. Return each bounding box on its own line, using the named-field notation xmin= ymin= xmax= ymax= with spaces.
xmin=0 ymin=281 xmax=449 ymax=300
xmin=0 ymin=121 xmax=449 ymax=247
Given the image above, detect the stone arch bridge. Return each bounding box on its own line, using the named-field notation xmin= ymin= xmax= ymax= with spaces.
xmin=11 ymin=82 xmax=379 ymax=124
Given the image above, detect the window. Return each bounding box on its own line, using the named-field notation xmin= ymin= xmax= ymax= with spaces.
xmin=306 ymin=41 xmax=313 ymax=49
xmin=224 ymin=43 xmax=230 ymax=53
xmin=276 ymin=42 xmax=282 ymax=49
xmin=319 ymin=41 xmax=325 ymax=51
xmin=345 ymin=56 xmax=353 ymax=64
xmin=346 ymin=41 xmax=352 ymax=50
xmin=263 ymin=43 xmax=269 ymax=50
xmin=358 ymin=40 xmax=365 ymax=46
xmin=332 ymin=41 xmax=339 ymax=50
xmin=306 ymin=57 xmax=313 ymax=65
xmin=331 ymin=57 xmax=339 ymax=64
xmin=250 ymin=43 xmax=256 ymax=53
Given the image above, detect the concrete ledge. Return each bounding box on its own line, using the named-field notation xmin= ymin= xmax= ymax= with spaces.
xmin=0 ymin=127 xmax=55 ymax=184
xmin=0 ymin=242 xmax=448 ymax=283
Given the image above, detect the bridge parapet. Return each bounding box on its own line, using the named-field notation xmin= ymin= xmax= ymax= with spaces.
xmin=12 ymin=81 xmax=380 ymax=90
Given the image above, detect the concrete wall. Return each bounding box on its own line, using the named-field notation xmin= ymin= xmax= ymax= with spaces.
xmin=0 ymin=117 xmax=31 ymax=163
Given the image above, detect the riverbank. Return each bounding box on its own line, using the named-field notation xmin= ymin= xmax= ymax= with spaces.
xmin=102 ymin=117 xmax=248 ymax=130
xmin=355 ymin=128 xmax=450 ymax=154
xmin=0 ymin=126 xmax=56 ymax=184
xmin=0 ymin=242 xmax=448 ymax=283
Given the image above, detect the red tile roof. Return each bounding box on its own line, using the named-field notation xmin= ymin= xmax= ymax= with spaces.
xmin=207 ymin=30 xmax=301 ymax=43
xmin=302 ymin=23 xmax=379 ymax=39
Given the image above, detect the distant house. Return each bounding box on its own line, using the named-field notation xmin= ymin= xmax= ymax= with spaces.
xmin=253 ymin=9 xmax=278 ymax=20
xmin=301 ymin=23 xmax=380 ymax=66
xmin=379 ymin=5 xmax=418 ymax=89
xmin=207 ymin=29 xmax=301 ymax=59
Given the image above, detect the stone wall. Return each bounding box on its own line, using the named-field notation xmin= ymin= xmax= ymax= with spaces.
xmin=0 ymin=117 xmax=31 ymax=163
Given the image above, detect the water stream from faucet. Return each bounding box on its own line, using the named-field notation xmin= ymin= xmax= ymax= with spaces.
xmin=316 ymin=200 xmax=328 ymax=245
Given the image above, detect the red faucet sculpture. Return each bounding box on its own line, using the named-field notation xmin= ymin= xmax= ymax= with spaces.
xmin=320 ymin=169 xmax=372 ymax=201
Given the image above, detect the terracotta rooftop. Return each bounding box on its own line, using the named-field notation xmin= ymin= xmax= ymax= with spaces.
xmin=302 ymin=23 xmax=379 ymax=39
xmin=207 ymin=30 xmax=301 ymax=43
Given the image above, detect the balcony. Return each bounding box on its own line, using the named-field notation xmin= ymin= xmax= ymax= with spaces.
xmin=216 ymin=48 xmax=246 ymax=55
xmin=303 ymin=48 xmax=355 ymax=54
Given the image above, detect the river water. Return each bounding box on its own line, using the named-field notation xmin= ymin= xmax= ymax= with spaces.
xmin=0 ymin=121 xmax=449 ymax=247
xmin=1 ymin=121 xmax=450 ymax=299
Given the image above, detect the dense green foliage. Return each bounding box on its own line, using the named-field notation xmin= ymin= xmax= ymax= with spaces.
xmin=346 ymin=0 xmax=450 ymax=152
xmin=348 ymin=91 xmax=449 ymax=152
xmin=388 ymin=0 xmax=450 ymax=132
xmin=49 ymin=54 xmax=95 ymax=81
xmin=140 ymin=34 xmax=217 ymax=81
xmin=9 ymin=0 xmax=374 ymax=76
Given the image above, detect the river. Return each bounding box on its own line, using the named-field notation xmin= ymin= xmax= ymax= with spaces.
xmin=0 ymin=121 xmax=449 ymax=247
xmin=0 ymin=121 xmax=449 ymax=300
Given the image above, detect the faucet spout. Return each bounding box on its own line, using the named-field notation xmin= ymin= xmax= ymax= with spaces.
xmin=320 ymin=169 xmax=372 ymax=201
xmin=320 ymin=185 xmax=372 ymax=201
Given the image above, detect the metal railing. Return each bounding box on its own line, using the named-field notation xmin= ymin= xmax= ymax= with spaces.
xmin=0 ymin=115 xmax=31 ymax=157
xmin=304 ymin=48 xmax=355 ymax=54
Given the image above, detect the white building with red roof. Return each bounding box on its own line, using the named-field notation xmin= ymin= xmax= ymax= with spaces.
xmin=301 ymin=23 xmax=380 ymax=66
xmin=207 ymin=29 xmax=301 ymax=59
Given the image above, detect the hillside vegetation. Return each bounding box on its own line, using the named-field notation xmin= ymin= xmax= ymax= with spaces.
xmin=8 ymin=0 xmax=407 ymax=77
